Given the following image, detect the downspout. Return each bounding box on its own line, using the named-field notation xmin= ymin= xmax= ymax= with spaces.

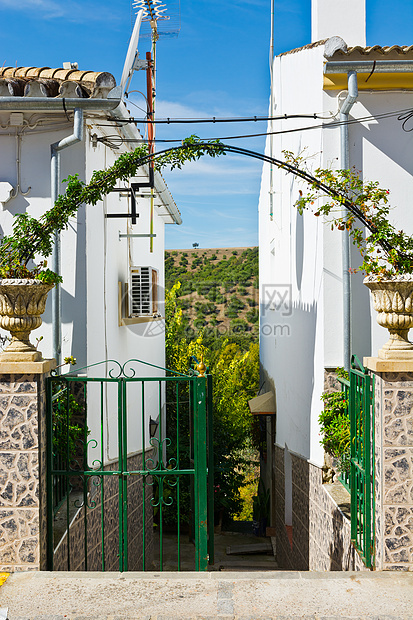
xmin=339 ymin=70 xmax=358 ymax=372
xmin=51 ymin=108 xmax=84 ymax=364
xmin=269 ymin=0 xmax=275 ymax=220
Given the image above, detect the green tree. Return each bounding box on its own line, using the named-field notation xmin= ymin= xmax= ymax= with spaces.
xmin=164 ymin=283 xmax=260 ymax=522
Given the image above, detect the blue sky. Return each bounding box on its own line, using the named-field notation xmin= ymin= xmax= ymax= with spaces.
xmin=1 ymin=0 xmax=412 ymax=248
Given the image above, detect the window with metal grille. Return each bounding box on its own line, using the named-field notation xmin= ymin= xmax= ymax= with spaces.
xmin=130 ymin=267 xmax=158 ymax=316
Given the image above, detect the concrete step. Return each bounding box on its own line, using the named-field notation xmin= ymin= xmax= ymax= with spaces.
xmin=0 ymin=571 xmax=412 ymax=619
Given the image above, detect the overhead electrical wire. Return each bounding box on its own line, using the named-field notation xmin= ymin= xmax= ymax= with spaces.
xmin=94 ymin=107 xmax=413 ymax=147
xmin=95 ymin=106 xmax=413 ymax=126
xmin=97 ymin=112 xmax=332 ymax=125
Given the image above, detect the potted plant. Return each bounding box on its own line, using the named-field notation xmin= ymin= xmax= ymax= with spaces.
xmin=282 ymin=151 xmax=413 ymax=360
xmin=0 ymin=137 xmax=224 ymax=362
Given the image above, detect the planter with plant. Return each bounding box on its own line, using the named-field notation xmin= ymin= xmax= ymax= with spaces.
xmin=0 ymin=137 xmax=224 ymax=362
xmin=282 ymin=151 xmax=413 ymax=360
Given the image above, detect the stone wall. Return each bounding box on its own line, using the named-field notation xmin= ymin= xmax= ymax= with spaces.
xmin=53 ymin=451 xmax=154 ymax=571
xmin=372 ymin=369 xmax=413 ymax=571
xmin=0 ymin=371 xmax=48 ymax=571
xmin=273 ymin=444 xmax=368 ymax=571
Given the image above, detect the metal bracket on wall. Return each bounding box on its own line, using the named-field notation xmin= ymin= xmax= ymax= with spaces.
xmin=119 ymin=233 xmax=156 ymax=239
xmin=106 ymin=168 xmax=154 ymax=224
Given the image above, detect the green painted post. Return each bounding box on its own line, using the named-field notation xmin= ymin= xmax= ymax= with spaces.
xmin=350 ymin=366 xmax=357 ymax=546
xmin=194 ymin=376 xmax=208 ymax=571
xmin=100 ymin=381 xmax=105 ymax=571
xmin=117 ymin=379 xmax=124 ymax=572
xmin=206 ymin=373 xmax=214 ymax=565
xmin=363 ymin=369 xmax=372 ymax=568
xmin=189 ymin=379 xmax=195 ymax=547
xmin=349 ymin=357 xmax=375 ymax=569
xmin=141 ymin=381 xmax=146 ymax=571
xmin=46 ymin=376 xmax=55 ymax=570
xmin=370 ymin=373 xmax=375 ymax=567
xmin=122 ymin=379 xmax=128 ymax=571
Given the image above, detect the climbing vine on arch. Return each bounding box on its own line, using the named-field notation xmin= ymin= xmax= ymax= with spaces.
xmin=0 ymin=137 xmax=410 ymax=283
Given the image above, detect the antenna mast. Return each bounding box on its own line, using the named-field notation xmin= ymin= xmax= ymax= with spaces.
xmin=132 ymin=0 xmax=180 ymax=251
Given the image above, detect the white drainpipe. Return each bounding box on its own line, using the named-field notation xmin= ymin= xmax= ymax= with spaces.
xmin=51 ymin=108 xmax=84 ymax=364
xmin=339 ymin=70 xmax=358 ymax=371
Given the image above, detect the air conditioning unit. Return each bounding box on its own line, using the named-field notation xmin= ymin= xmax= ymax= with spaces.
xmin=130 ymin=266 xmax=158 ymax=316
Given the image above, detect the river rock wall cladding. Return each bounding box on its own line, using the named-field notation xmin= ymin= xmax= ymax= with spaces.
xmin=53 ymin=451 xmax=154 ymax=571
xmin=373 ymin=371 xmax=413 ymax=571
xmin=273 ymin=445 xmax=367 ymax=571
xmin=0 ymin=373 xmax=47 ymax=571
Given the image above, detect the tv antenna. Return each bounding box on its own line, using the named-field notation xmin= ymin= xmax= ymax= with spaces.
xmin=132 ymin=0 xmax=181 ymax=39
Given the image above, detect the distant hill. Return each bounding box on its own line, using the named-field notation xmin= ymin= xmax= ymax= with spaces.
xmin=165 ymin=247 xmax=258 ymax=339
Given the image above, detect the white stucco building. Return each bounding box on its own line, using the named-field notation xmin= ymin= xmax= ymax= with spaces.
xmin=258 ymin=0 xmax=413 ymax=569
xmin=0 ymin=65 xmax=182 ymax=466
xmin=0 ymin=66 xmax=180 ymax=371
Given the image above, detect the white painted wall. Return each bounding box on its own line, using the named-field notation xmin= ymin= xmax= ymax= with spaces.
xmin=311 ymin=0 xmax=366 ymax=47
xmin=0 ymin=115 xmax=87 ymax=366
xmin=259 ymin=42 xmax=413 ymax=469
xmin=346 ymin=91 xmax=413 ymax=356
xmin=0 ymin=108 xmax=177 ymax=465
xmin=259 ymin=45 xmax=329 ymax=465
xmin=84 ymin=126 xmax=168 ymax=461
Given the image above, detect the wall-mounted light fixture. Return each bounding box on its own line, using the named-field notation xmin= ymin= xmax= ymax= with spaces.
xmin=149 ymin=416 xmax=159 ymax=438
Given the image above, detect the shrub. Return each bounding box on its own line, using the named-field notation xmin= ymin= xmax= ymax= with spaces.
xmin=246 ymin=309 xmax=259 ymax=323
xmin=225 ymin=308 xmax=239 ymax=319
xmin=229 ymin=295 xmax=245 ymax=310
xmin=319 ymin=369 xmax=350 ymax=473
xmin=194 ymin=317 xmax=207 ymax=329
xmin=230 ymin=319 xmax=249 ymax=333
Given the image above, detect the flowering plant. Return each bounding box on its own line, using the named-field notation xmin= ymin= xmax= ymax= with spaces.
xmin=282 ymin=151 xmax=413 ymax=277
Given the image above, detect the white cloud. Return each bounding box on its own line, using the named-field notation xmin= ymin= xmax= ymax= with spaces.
xmin=164 ymin=157 xmax=260 ymax=177
xmin=0 ymin=0 xmax=121 ymax=21
xmin=154 ymin=99 xmax=212 ymax=119
xmin=0 ymin=0 xmax=62 ymax=12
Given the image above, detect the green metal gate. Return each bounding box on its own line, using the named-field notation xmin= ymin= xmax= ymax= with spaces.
xmin=349 ymin=355 xmax=375 ymax=569
xmin=46 ymin=359 xmax=214 ymax=572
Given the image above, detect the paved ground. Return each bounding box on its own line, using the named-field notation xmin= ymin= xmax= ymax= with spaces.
xmin=155 ymin=532 xmax=277 ymax=571
xmin=0 ymin=570 xmax=412 ymax=620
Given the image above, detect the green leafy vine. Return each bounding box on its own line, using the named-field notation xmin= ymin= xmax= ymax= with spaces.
xmin=282 ymin=150 xmax=413 ymax=277
xmin=0 ymin=136 xmax=225 ymax=284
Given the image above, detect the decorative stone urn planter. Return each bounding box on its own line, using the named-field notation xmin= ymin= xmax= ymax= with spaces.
xmin=0 ymin=279 xmax=53 ymax=362
xmin=364 ymin=274 xmax=413 ymax=360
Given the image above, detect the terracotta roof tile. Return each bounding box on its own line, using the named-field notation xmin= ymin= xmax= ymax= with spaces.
xmin=342 ymin=44 xmax=413 ymax=55
xmin=278 ymin=40 xmax=413 ymax=59
xmin=278 ymin=39 xmax=328 ymax=57
xmin=0 ymin=66 xmax=116 ymax=98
